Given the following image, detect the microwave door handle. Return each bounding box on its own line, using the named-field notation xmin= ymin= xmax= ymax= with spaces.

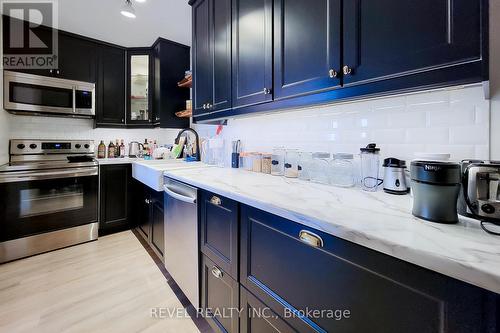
xmin=72 ymin=86 xmax=76 ymax=113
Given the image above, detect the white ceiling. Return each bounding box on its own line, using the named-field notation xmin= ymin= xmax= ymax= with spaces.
xmin=57 ymin=0 xmax=192 ymax=47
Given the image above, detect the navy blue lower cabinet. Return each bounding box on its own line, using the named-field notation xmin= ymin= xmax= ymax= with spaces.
xmin=201 ymin=255 xmax=240 ymax=333
xmin=200 ymin=190 xmax=239 ymax=279
xmin=240 ymin=287 xmax=296 ymax=333
xmin=240 ymin=205 xmax=495 ymax=333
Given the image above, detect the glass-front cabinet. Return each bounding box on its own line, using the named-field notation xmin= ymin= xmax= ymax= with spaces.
xmin=127 ymin=49 xmax=154 ymax=126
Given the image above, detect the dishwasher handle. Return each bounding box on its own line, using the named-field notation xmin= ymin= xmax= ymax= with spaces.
xmin=164 ymin=185 xmax=197 ymax=204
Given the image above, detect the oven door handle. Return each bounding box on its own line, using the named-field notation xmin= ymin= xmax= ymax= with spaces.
xmin=0 ymin=167 xmax=98 ymax=183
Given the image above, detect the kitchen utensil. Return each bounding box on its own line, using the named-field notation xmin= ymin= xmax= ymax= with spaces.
xmin=410 ymin=160 xmax=461 ymax=224
xmin=330 ymin=153 xmax=356 ymax=188
xmin=232 ymin=140 xmax=241 ymax=168
xmin=360 ymin=143 xmax=382 ymax=192
xmin=458 ymin=160 xmax=500 ymax=235
xmin=128 ymin=141 xmax=144 ymax=158
xmin=383 ymin=158 xmax=409 ymax=195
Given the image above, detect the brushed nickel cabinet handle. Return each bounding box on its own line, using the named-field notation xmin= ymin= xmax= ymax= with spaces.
xmin=263 ymin=88 xmax=271 ymax=95
xmin=211 ymin=266 xmax=223 ymax=279
xmin=202 ymin=104 xmax=207 ymax=109
xmin=299 ymin=230 xmax=324 ymax=248
xmin=343 ymin=65 xmax=353 ymax=75
xmin=210 ymin=196 xmax=221 ymax=206
xmin=329 ymin=69 xmax=338 ymax=78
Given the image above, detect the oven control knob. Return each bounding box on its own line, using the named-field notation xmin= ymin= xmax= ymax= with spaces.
xmin=481 ymin=204 xmax=496 ymax=215
xmin=17 ymin=144 xmax=25 ymax=149
xmin=29 ymin=144 xmax=37 ymax=149
xmin=84 ymin=144 xmax=90 ymax=149
xmin=75 ymin=144 xmax=81 ymax=149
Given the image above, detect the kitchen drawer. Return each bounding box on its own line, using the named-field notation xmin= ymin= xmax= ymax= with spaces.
xmin=240 ymin=287 xmax=295 ymax=333
xmin=201 ymin=255 xmax=239 ymax=333
xmin=200 ymin=190 xmax=239 ymax=279
xmin=240 ymin=205 xmax=490 ymax=333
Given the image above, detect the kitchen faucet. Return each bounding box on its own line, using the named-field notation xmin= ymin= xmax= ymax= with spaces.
xmin=175 ymin=128 xmax=201 ymax=161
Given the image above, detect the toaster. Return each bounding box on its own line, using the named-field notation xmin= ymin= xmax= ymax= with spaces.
xmin=458 ymin=160 xmax=500 ymax=222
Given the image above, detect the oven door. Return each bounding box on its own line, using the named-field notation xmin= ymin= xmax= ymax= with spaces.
xmin=0 ymin=167 xmax=98 ymax=242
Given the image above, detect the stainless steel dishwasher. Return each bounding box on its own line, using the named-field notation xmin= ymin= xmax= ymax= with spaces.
xmin=163 ymin=177 xmax=199 ymax=308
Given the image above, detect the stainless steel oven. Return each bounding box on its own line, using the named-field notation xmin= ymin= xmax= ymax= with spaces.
xmin=3 ymin=71 xmax=95 ymax=117
xmin=0 ymin=140 xmax=98 ymax=263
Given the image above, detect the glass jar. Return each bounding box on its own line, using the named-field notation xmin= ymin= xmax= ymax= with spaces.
xmin=298 ymin=152 xmax=313 ymax=181
xmin=271 ymin=147 xmax=286 ymax=176
xmin=284 ymin=149 xmax=300 ymax=178
xmin=240 ymin=152 xmax=252 ymax=171
xmin=261 ymin=154 xmax=272 ymax=174
xmin=330 ymin=153 xmax=356 ymax=187
xmin=251 ymin=153 xmax=263 ymax=172
xmin=310 ymin=152 xmax=331 ymax=184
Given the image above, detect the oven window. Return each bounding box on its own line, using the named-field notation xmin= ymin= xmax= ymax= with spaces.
xmin=0 ymin=175 xmax=98 ymax=242
xmin=10 ymin=82 xmax=73 ymax=108
xmin=20 ymin=184 xmax=84 ymax=218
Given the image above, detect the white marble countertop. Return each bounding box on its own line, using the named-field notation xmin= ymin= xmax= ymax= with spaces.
xmin=163 ymin=166 xmax=500 ymax=294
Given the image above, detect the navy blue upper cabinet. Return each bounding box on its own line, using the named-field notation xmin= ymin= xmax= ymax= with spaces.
xmin=273 ymin=0 xmax=342 ymax=100
xmin=342 ymin=0 xmax=483 ymax=86
xmin=192 ymin=0 xmax=232 ymax=116
xmin=192 ymin=0 xmax=212 ymax=116
xmin=232 ymin=0 xmax=273 ymax=108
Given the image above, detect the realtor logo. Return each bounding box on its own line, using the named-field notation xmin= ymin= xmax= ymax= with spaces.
xmin=1 ymin=0 xmax=58 ymax=69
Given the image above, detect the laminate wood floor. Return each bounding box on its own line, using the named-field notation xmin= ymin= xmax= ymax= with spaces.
xmin=0 ymin=231 xmax=201 ymax=333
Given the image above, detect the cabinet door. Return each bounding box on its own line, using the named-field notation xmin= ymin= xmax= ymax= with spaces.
xmin=96 ymin=45 xmax=126 ymax=125
xmin=343 ymin=0 xmax=482 ymax=86
xmin=99 ymin=165 xmax=130 ymax=235
xmin=201 ymin=255 xmax=239 ymax=333
xmin=127 ymin=49 xmax=154 ymax=126
xmin=240 ymin=205 xmax=488 ymax=333
xmin=192 ymin=0 xmax=213 ymax=116
xmin=240 ymin=287 xmax=296 ymax=333
xmin=232 ymin=0 xmax=273 ymax=107
xmin=273 ymin=0 xmax=341 ymax=100
xmin=150 ymin=192 xmax=164 ymax=259
xmin=57 ymin=33 xmax=97 ymax=82
xmin=137 ymin=188 xmax=151 ymax=242
xmin=211 ymin=0 xmax=232 ymax=112
xmin=200 ymin=191 xmax=239 ymax=279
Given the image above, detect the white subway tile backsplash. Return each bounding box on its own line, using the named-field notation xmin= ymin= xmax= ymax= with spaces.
xmin=195 ymin=85 xmax=490 ymax=162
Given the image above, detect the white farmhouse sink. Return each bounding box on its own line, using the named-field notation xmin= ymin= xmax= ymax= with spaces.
xmin=132 ymin=159 xmax=210 ymax=191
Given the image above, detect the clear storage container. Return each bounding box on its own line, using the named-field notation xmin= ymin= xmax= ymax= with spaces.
xmin=251 ymin=153 xmax=263 ymax=172
xmin=310 ymin=152 xmax=331 ymax=184
xmin=261 ymin=154 xmax=272 ymax=174
xmin=298 ymin=152 xmax=313 ymax=181
xmin=284 ymin=149 xmax=300 ymax=178
xmin=330 ymin=153 xmax=356 ymax=187
xmin=271 ymin=148 xmax=286 ymax=176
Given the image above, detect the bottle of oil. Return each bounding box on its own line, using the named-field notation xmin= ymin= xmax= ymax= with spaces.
xmin=97 ymin=140 xmax=106 ymax=159
xmin=119 ymin=140 xmax=126 ymax=158
xmin=107 ymin=141 xmax=115 ymax=158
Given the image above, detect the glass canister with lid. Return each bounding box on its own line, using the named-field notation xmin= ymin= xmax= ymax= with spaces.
xmin=284 ymin=149 xmax=300 ymax=178
xmin=330 ymin=153 xmax=356 ymax=187
xmin=261 ymin=154 xmax=272 ymax=174
xmin=271 ymin=147 xmax=286 ymax=176
xmin=298 ymin=152 xmax=313 ymax=181
xmin=310 ymin=152 xmax=331 ymax=184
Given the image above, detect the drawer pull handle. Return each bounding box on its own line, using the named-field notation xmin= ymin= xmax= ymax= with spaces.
xmin=299 ymin=230 xmax=324 ymax=248
xmin=210 ymin=196 xmax=222 ymax=206
xmin=211 ymin=266 xmax=223 ymax=279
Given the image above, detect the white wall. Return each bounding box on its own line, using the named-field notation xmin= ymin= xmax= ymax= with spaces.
xmin=490 ymin=0 xmax=500 ymax=160
xmin=194 ymin=85 xmax=490 ymax=164
xmin=9 ymin=116 xmax=181 ymax=148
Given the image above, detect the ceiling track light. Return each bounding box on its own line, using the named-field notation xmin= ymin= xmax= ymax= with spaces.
xmin=120 ymin=0 xmax=136 ymax=19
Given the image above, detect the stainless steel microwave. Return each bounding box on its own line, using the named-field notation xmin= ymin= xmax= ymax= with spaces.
xmin=3 ymin=70 xmax=95 ymax=117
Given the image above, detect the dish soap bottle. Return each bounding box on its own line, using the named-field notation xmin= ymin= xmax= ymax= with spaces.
xmin=107 ymin=141 xmax=115 ymax=158
xmin=97 ymin=140 xmax=106 ymax=159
